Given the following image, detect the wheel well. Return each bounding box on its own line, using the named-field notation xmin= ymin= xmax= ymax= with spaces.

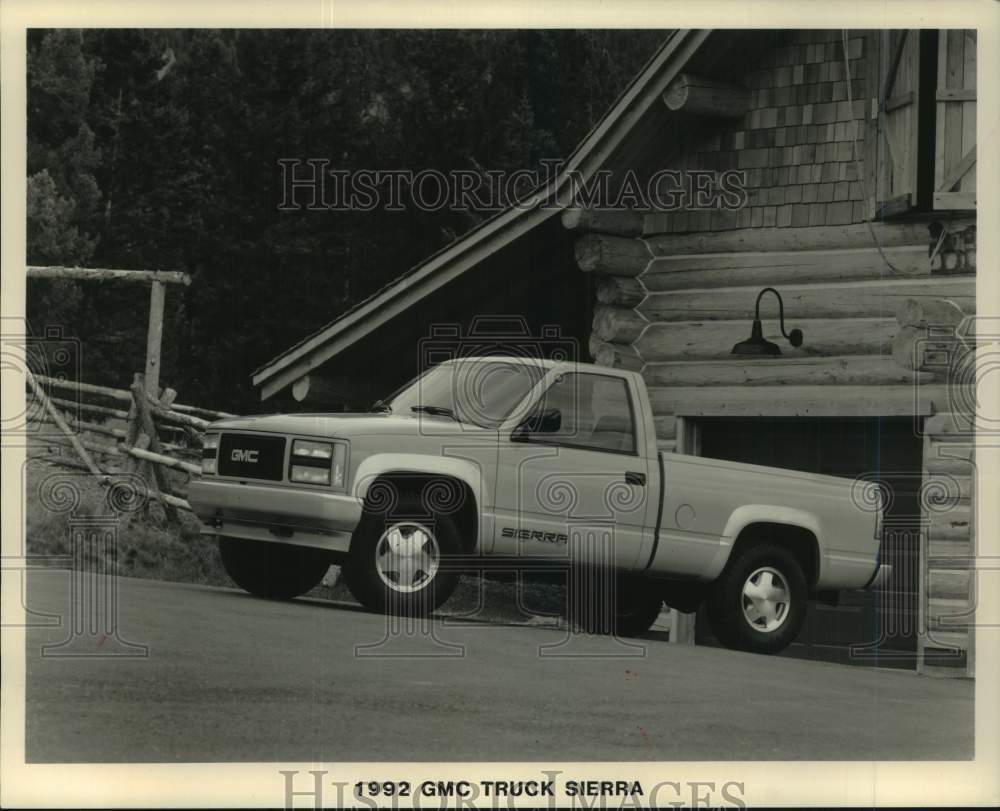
xmin=729 ymin=522 xmax=819 ymax=586
xmin=362 ymin=472 xmax=478 ymax=553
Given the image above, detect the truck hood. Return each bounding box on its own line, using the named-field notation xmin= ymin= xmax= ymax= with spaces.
xmin=206 ymin=412 xmax=483 ymax=439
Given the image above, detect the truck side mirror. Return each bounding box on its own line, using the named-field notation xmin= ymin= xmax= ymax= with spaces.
xmin=514 ymin=407 xmax=562 ymax=440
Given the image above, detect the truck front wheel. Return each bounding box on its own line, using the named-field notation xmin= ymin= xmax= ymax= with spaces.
xmin=341 ymin=494 xmax=461 ymax=615
xmin=218 ymin=537 xmax=330 ymax=600
xmin=706 ymin=543 xmax=807 ymax=654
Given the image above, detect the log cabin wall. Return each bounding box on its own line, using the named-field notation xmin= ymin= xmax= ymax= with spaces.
xmin=570 ymin=29 xmax=977 ymax=675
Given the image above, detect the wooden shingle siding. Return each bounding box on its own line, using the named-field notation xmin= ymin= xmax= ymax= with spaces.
xmin=645 ymin=31 xmax=869 ymax=234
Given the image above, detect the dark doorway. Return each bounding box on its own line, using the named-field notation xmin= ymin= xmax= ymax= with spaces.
xmin=695 ymin=417 xmax=924 ymax=669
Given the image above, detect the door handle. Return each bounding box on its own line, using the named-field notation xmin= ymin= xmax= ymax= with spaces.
xmin=625 ymin=471 xmax=646 ymax=486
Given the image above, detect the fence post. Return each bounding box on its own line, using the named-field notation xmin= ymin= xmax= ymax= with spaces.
xmin=144 ymin=280 xmax=166 ymax=397
xmin=129 ymin=381 xmax=179 ymax=524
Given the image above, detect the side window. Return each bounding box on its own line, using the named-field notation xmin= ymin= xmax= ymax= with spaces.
xmin=535 ymin=373 xmax=636 ymax=454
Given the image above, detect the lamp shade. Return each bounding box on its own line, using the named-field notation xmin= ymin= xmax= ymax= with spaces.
xmin=731 ymin=319 xmax=782 ymax=356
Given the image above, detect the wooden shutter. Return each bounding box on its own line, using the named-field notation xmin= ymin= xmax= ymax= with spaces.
xmin=934 ymin=30 xmax=976 ymax=210
xmin=872 ymin=30 xmax=921 ymax=217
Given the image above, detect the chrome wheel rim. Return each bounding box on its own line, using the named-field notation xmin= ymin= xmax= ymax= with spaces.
xmin=741 ymin=566 xmax=790 ymax=633
xmin=374 ymin=522 xmax=439 ymax=593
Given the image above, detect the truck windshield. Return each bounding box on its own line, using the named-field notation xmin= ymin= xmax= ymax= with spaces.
xmin=385 ymin=360 xmax=544 ymax=428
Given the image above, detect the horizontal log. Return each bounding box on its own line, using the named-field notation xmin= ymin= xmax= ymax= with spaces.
xmin=662 ymin=74 xmax=751 ymax=117
xmin=591 ymin=304 xmax=647 ymax=344
xmin=160 ymin=492 xmax=193 ymax=512
xmin=634 ymin=317 xmax=899 ymax=362
xmin=148 ymin=404 xmax=210 ymax=431
xmin=641 ymin=220 xmax=960 ymax=249
xmin=647 ymin=384 xmax=948 ymax=417
xmin=36 ymin=433 xmax=120 ymax=457
xmin=122 ymin=445 xmax=201 ymax=476
xmin=891 ymin=326 xmax=960 ymax=371
xmin=637 ymin=278 xmax=976 ymax=323
xmin=595 ymin=275 xmax=646 ymax=307
xmin=922 ymin=630 xmax=970 ymax=653
xmin=575 ymin=233 xmax=651 ymax=276
xmin=924 ymin=413 xmax=977 ymax=439
xmin=641 ymin=245 xmax=930 ymax=292
xmin=168 ymin=401 xmax=236 ymax=419
xmin=927 ymin=570 xmax=971 ymax=601
xmin=896 ymin=297 xmax=967 ymax=329
xmin=34 ymin=375 xmax=133 ymax=403
xmin=42 ymin=395 xmax=130 ymax=421
xmin=642 ymin=355 xmax=932 ymax=387
xmin=588 ymin=338 xmax=644 ymax=371
xmin=924 ymin=446 xmax=975 ymax=475
xmin=653 ymin=415 xmax=677 ymax=439
xmin=33 ymin=413 xmax=126 ymax=440
xmin=27 ymin=265 xmax=191 ymax=285
xmin=28 ymin=452 xmax=123 ymax=476
xmin=560 ymin=207 xmax=644 ymax=237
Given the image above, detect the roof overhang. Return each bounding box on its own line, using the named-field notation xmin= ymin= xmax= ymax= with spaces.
xmin=253 ymin=29 xmax=713 ymax=401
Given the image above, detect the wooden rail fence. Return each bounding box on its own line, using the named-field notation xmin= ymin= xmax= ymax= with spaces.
xmin=26 ymin=372 xmax=234 ymax=520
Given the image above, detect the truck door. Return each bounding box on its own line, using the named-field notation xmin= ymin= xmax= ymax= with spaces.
xmin=493 ymin=370 xmax=653 ymax=570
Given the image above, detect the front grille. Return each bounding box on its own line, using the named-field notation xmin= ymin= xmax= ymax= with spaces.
xmin=217 ymin=433 xmax=286 ymax=481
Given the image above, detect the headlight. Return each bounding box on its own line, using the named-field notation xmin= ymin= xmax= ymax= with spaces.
xmin=291 ymin=465 xmax=330 ymax=485
xmin=290 ymin=439 xmax=347 ymax=488
xmin=201 ymin=433 xmax=220 ymax=474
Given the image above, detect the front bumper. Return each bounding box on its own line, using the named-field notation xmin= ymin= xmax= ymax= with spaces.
xmin=188 ymin=477 xmax=364 ymax=553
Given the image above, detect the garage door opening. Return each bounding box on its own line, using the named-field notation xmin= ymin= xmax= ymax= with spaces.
xmin=692 ymin=416 xmax=924 ymax=669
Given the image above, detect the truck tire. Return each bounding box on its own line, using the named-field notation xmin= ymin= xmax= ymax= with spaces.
xmin=218 ymin=537 xmax=330 ymax=600
xmin=706 ymin=543 xmax=807 ymax=654
xmin=340 ymin=493 xmax=460 ymax=615
xmin=568 ymin=574 xmax=664 ymax=638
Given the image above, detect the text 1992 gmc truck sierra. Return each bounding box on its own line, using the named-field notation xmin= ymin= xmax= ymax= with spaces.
xmin=189 ymin=356 xmax=889 ymax=654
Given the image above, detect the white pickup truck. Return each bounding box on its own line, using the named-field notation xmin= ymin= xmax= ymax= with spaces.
xmin=189 ymin=356 xmax=888 ymax=654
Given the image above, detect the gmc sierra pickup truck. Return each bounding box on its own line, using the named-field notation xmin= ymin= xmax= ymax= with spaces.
xmin=189 ymin=356 xmax=889 ymax=654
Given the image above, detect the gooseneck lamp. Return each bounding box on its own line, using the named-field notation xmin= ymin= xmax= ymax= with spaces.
xmin=731 ymin=287 xmax=804 ymax=357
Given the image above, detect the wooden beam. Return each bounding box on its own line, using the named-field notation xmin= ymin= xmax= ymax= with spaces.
xmin=34 ymin=375 xmax=133 ymax=403
xmin=26 ymin=370 xmax=106 ymax=479
xmin=637 ymin=278 xmax=976 ymax=323
xmin=131 ymin=381 xmax=180 ymax=522
xmin=648 ymin=383 xmax=946 ymax=418
xmin=595 ymin=276 xmax=646 ymax=308
xmin=27 ymin=266 xmax=191 ymax=285
xmin=933 ymin=192 xmax=976 ymax=209
xmin=936 ymin=146 xmax=976 ymax=193
xmin=634 ymin=317 xmax=900 ymax=362
xmin=144 ymin=280 xmax=166 ymax=396
xmin=640 ymin=245 xmax=930 ymax=292
xmin=641 ymin=220 xmax=938 ymax=249
xmin=574 ymin=233 xmax=651 ymax=276
xmin=588 ymin=337 xmax=644 ymax=371
xmin=123 ymin=445 xmax=201 ymax=476
xmin=591 ymin=304 xmax=647 ymax=344
xmin=643 ymin=355 xmax=933 ymax=387
xmin=662 ymin=74 xmax=751 ymax=117
xmin=560 ymin=207 xmax=644 ymax=237
xmin=896 ymin=297 xmax=966 ymax=329
xmin=891 ymin=326 xmax=962 ymax=372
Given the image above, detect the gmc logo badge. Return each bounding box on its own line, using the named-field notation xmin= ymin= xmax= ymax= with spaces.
xmin=230 ymin=449 xmax=259 ymax=463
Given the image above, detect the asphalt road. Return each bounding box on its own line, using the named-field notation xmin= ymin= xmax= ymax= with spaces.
xmin=24 ymin=572 xmax=973 ymax=762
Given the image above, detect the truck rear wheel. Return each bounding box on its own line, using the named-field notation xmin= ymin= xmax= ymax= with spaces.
xmin=340 ymin=493 xmax=460 ymax=615
xmin=706 ymin=543 xmax=807 ymax=654
xmin=218 ymin=537 xmax=330 ymax=600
